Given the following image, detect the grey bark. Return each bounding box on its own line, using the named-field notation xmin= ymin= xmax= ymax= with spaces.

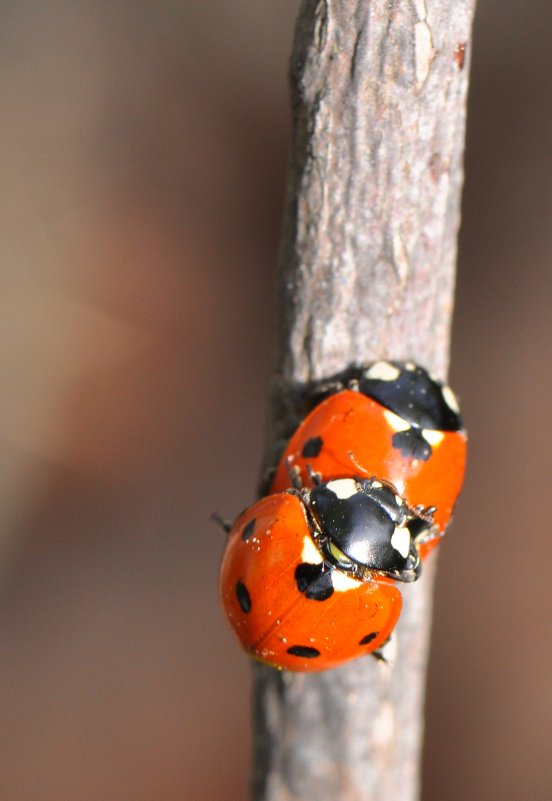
xmin=252 ymin=2 xmax=475 ymax=800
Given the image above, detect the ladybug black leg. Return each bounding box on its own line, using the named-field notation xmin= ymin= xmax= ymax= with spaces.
xmin=372 ymin=634 xmax=396 ymax=664
xmin=417 ymin=526 xmax=443 ymax=547
xmin=391 ymin=542 xmax=422 ymax=583
xmin=284 ymin=456 xmax=303 ymax=490
xmin=409 ymin=509 xmax=443 ymax=548
xmin=306 ymin=364 xmax=360 ymax=402
xmin=307 ymin=377 xmax=348 ymax=405
xmin=391 ymin=565 xmax=422 ymax=583
xmin=414 ymin=504 xmax=437 ymax=524
xmin=306 ymin=463 xmax=322 ymax=486
xmin=407 ymin=506 xmax=439 ymax=546
xmin=211 ymin=512 xmax=232 ymax=534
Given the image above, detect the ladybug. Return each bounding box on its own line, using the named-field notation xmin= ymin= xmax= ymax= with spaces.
xmin=219 ymin=476 xmax=430 ymax=672
xmin=271 ymin=361 xmax=467 ymax=558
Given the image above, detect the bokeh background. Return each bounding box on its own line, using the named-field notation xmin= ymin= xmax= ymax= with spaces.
xmin=1 ymin=2 xmax=550 ymax=800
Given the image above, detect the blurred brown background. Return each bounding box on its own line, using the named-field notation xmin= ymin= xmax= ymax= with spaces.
xmin=0 ymin=2 xmax=550 ymax=800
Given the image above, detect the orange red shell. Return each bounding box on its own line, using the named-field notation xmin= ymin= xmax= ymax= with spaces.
xmin=220 ymin=363 xmax=467 ymax=672
xmin=271 ymin=390 xmax=467 ymax=559
xmin=219 ymin=492 xmax=402 ymax=672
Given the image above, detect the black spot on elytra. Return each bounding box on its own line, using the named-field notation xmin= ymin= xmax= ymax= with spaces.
xmin=241 ymin=518 xmax=256 ymax=542
xmin=235 ymin=581 xmax=251 ymax=613
xmin=287 ymin=645 xmax=320 ymax=658
xmin=359 ymin=632 xmax=379 ymax=646
xmin=301 ymin=436 xmax=323 ymax=458
xmin=295 ymin=562 xmax=334 ymax=601
xmin=392 ymin=428 xmax=432 ymax=461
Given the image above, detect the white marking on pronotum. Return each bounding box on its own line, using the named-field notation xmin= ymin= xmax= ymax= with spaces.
xmin=442 ymin=385 xmax=460 ymax=414
xmin=394 ymin=494 xmax=403 ymax=507
xmin=391 ymin=526 xmax=411 ymax=559
xmin=301 ymin=535 xmax=323 ymax=565
xmin=326 ymin=478 xmax=358 ymax=499
xmin=332 ymin=571 xmax=361 ymax=592
xmin=371 ymin=480 xmax=383 ymax=489
xmin=365 ymin=361 xmax=400 ymax=382
xmin=423 ymin=429 xmax=445 ymax=446
xmin=383 ymin=409 xmax=410 ymax=432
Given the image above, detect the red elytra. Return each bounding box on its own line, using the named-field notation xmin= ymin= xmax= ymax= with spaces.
xmin=271 ymin=389 xmax=467 ymax=559
xmin=219 ymin=492 xmax=402 ymax=672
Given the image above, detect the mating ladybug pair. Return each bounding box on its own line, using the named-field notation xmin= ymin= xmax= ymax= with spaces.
xmin=219 ymin=361 xmax=467 ymax=672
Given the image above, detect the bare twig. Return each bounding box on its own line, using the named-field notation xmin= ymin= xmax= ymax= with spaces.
xmin=252 ymin=2 xmax=476 ymax=800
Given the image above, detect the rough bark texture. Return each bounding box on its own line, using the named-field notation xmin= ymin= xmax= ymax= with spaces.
xmin=252 ymin=2 xmax=476 ymax=801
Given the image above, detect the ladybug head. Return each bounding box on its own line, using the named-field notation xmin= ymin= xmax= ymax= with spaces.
xmin=305 ymin=478 xmax=421 ymax=582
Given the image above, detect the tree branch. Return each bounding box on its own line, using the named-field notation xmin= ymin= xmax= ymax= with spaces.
xmin=252 ymin=1 xmax=476 ymax=800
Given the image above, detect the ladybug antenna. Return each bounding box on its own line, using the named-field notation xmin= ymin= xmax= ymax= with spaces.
xmin=284 ymin=456 xmax=303 ymax=490
xmin=211 ymin=512 xmax=232 ymax=534
xmin=306 ymin=463 xmax=322 ymax=486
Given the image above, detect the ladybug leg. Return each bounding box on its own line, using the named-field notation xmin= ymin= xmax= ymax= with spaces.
xmin=391 ymin=562 xmax=422 ymax=583
xmin=416 ymin=526 xmax=444 ymax=547
xmin=409 ymin=506 xmax=443 ymax=549
xmin=391 ymin=541 xmax=422 ymax=583
xmin=284 ymin=456 xmax=304 ymax=490
xmin=416 ymin=504 xmax=437 ymax=523
xmin=306 ymin=463 xmax=322 ymax=486
xmin=211 ymin=512 xmax=232 ymax=534
xmin=372 ymin=634 xmax=397 ymax=664
xmin=307 ymin=364 xmax=361 ymax=400
xmin=407 ymin=506 xmax=439 ymax=546
xmin=314 ymin=378 xmax=345 ymax=394
xmin=304 ymin=372 xmax=350 ymax=406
